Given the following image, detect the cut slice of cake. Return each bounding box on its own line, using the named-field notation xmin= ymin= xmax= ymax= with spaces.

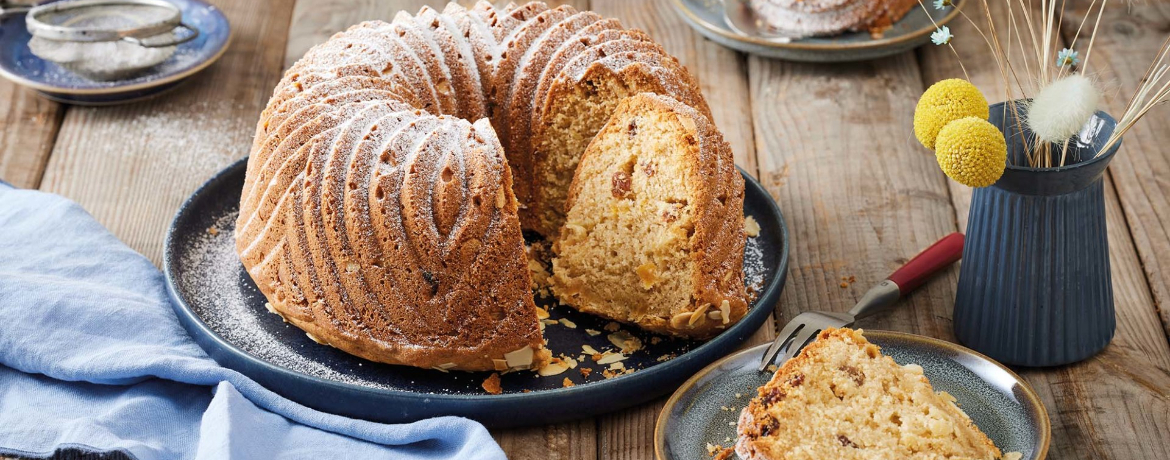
xmin=736 ymin=328 xmax=1003 ymax=460
xmin=550 ymin=93 xmax=747 ymax=339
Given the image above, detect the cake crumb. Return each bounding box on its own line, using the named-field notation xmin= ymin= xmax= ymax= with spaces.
xmin=604 ymin=322 xmax=621 ymax=332
xmin=579 ymin=367 xmax=592 ymax=378
xmin=743 ymin=215 xmax=760 ymax=237
xmin=207 ymin=226 xmax=220 ymax=236
xmin=482 ymin=373 xmax=502 ymax=395
xmin=562 ymin=377 xmax=574 ymax=388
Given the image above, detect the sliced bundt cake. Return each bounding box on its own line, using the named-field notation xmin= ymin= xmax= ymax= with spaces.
xmin=550 ymin=93 xmax=746 ymax=338
xmin=736 ymin=328 xmax=1003 ymax=460
xmin=237 ymin=1 xmax=739 ymax=371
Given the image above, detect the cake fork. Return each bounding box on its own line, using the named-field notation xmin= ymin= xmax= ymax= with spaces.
xmin=758 ymin=232 xmax=966 ymax=371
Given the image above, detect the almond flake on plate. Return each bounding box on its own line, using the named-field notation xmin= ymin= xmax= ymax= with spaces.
xmin=596 ymin=351 xmax=628 ymax=365
xmin=607 ymin=330 xmax=643 ymax=353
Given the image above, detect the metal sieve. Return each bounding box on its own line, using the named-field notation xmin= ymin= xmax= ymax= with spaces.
xmin=25 ymin=0 xmax=198 ymax=47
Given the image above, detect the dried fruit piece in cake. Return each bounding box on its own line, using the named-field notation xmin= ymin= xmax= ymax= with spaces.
xmin=551 ymin=93 xmax=746 ymax=338
xmin=736 ymin=328 xmax=1003 ymax=460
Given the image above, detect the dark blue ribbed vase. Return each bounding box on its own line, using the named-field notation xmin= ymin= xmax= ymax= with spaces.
xmin=954 ymin=101 xmax=1121 ymax=367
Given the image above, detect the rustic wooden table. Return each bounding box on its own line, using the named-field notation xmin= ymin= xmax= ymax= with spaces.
xmin=2 ymin=0 xmax=1169 ymax=459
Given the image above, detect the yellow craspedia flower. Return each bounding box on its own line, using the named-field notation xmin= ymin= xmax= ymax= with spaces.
xmin=935 ymin=117 xmax=1007 ymax=188
xmin=914 ymin=79 xmax=990 ymax=149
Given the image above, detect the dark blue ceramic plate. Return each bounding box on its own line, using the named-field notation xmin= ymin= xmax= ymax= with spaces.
xmin=671 ymin=0 xmax=963 ymax=62
xmin=0 ymin=0 xmax=230 ymax=105
xmin=656 ymin=331 xmax=1051 ymax=460
xmin=163 ymin=157 xmax=789 ymax=428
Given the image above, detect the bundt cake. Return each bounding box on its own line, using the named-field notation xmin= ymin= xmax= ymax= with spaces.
xmin=748 ymin=0 xmax=919 ymax=39
xmin=236 ymin=1 xmax=745 ymax=371
xmin=736 ymin=328 xmax=1003 ymax=460
xmin=550 ymin=93 xmax=747 ymax=339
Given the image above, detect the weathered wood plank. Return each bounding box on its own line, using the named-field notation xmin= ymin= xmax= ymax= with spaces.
xmin=37 ymin=0 xmax=296 ymax=262
xmin=751 ymin=51 xmax=960 ymax=341
xmin=0 ymin=82 xmax=63 ymax=189
xmin=588 ymin=0 xmax=769 ymax=458
xmin=918 ymin=1 xmax=1170 ymax=458
xmin=1064 ymin=0 xmax=1170 ymax=341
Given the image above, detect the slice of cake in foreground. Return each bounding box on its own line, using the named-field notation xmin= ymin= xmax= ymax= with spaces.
xmin=550 ymin=93 xmax=747 ymax=338
xmin=737 ymin=328 xmax=1003 ymax=460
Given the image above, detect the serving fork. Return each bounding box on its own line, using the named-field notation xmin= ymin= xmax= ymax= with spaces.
xmin=758 ymin=232 xmax=966 ymax=371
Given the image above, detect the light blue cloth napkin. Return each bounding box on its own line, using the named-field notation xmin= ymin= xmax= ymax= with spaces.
xmin=0 ymin=182 xmax=507 ymax=460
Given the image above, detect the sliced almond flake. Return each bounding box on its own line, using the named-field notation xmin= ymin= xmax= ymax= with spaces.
xmin=608 ymin=362 xmax=625 ymax=371
xmin=538 ymin=359 xmax=569 ymax=376
xmin=585 ymin=328 xmax=601 ymax=336
xmin=582 ymin=345 xmax=599 ymax=355
xmin=607 ymin=330 xmax=643 ymax=353
xmin=436 ymin=362 xmax=457 ymax=370
xmin=558 ymin=318 xmax=578 ymax=329
xmin=689 ymin=303 xmax=711 ymax=326
xmin=264 ymin=302 xmax=276 ymax=314
xmin=596 ymin=351 xmax=628 ymax=365
xmin=541 ymin=319 xmax=558 ymax=325
xmin=534 ymin=306 xmax=550 ymax=319
xmin=719 ymin=300 xmax=731 ymax=324
xmin=306 ymin=332 xmax=325 ymax=345
xmin=431 ymin=366 xmax=450 ymax=373
xmin=504 ymin=346 xmax=534 ymax=369
xmin=562 ymin=355 xmax=578 ymax=369
xmin=492 ymin=359 xmax=509 ymax=371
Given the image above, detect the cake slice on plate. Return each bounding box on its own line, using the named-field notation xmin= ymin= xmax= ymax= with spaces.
xmin=736 ymin=328 xmax=1003 ymax=460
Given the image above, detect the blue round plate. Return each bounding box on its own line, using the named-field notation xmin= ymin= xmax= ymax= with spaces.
xmin=656 ymin=331 xmax=1051 ymax=459
xmin=0 ymin=0 xmax=231 ymax=105
xmin=163 ymin=157 xmax=790 ymax=428
xmin=671 ymin=0 xmax=963 ymax=62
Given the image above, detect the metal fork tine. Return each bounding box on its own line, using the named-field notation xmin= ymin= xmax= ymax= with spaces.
xmin=758 ymin=320 xmax=805 ymax=371
xmin=779 ymin=326 xmax=822 ymax=365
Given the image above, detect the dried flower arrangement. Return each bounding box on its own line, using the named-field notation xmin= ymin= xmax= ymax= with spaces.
xmin=913 ymin=0 xmax=1170 ymax=186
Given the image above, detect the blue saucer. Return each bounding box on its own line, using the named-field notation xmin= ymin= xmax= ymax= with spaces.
xmin=0 ymin=0 xmax=231 ymax=105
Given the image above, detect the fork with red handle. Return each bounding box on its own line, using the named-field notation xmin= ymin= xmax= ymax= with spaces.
xmin=758 ymin=232 xmax=966 ymax=371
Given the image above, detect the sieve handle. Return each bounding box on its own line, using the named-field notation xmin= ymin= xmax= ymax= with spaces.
xmin=123 ymin=21 xmax=198 ymax=48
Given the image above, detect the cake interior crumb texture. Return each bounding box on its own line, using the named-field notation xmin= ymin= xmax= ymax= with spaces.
xmin=736 ymin=328 xmax=1003 ymax=460
xmin=551 ymin=93 xmax=746 ymax=339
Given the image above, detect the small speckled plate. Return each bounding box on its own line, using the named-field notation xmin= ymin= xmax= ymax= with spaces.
xmin=164 ymin=157 xmax=789 ymax=428
xmin=656 ymin=331 xmax=1050 ymax=460
xmin=670 ymin=0 xmax=963 ymax=62
xmin=0 ymin=0 xmax=231 ymax=105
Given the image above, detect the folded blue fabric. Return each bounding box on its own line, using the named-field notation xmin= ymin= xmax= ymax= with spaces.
xmin=0 ymin=183 xmax=507 ymax=460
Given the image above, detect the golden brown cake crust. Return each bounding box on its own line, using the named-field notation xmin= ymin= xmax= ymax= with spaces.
xmin=238 ymin=1 xmax=725 ymax=370
xmin=736 ymin=328 xmax=1003 ymax=460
